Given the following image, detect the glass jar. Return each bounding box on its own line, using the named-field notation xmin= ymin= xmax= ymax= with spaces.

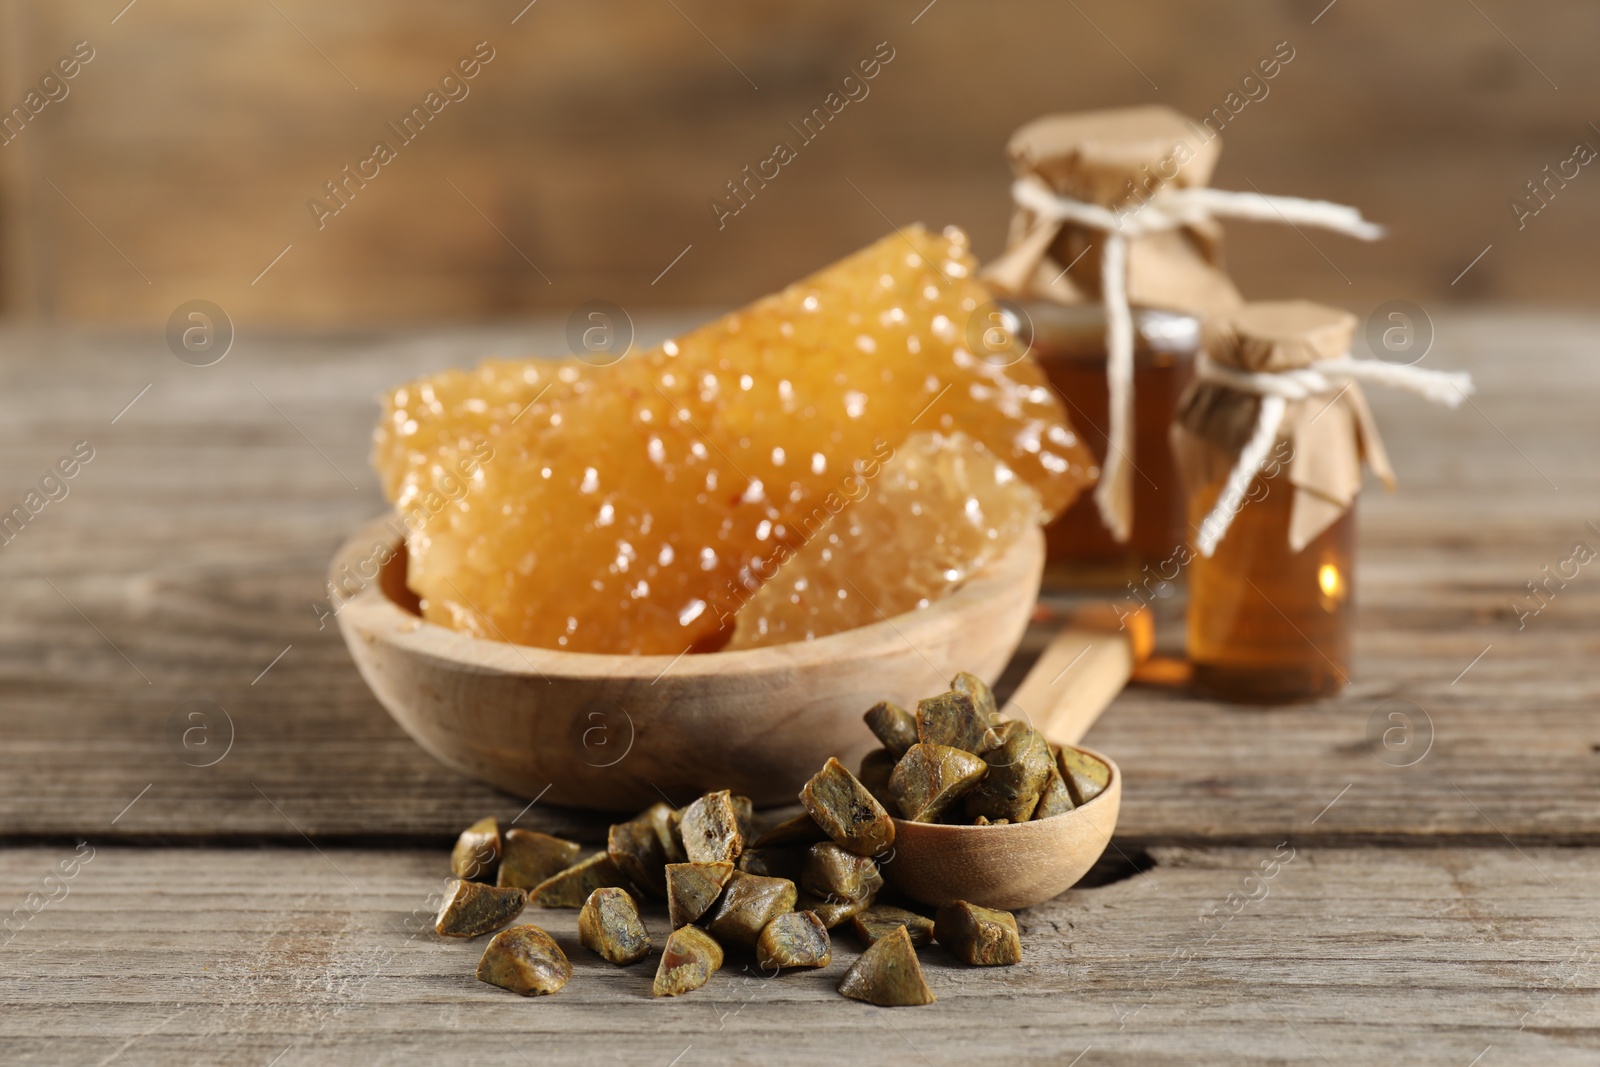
xmin=1186 ymin=465 xmax=1355 ymax=704
xmin=1019 ymin=301 xmax=1199 ymax=589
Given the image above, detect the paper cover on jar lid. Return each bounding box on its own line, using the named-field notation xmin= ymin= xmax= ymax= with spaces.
xmin=1005 ymin=106 xmax=1224 ymax=199
xmin=1204 ymin=301 xmax=1359 ymax=373
xmin=1174 ymin=300 xmax=1472 ymax=554
xmin=1178 ymin=301 xmax=1377 ymax=552
xmin=984 ymin=105 xmax=1239 ymax=316
xmin=983 ymin=108 xmax=1383 ymax=546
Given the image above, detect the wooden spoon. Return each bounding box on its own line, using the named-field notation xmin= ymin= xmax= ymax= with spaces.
xmin=332 ymin=514 xmax=1047 ymax=811
xmin=883 ymin=606 xmax=1151 ymax=910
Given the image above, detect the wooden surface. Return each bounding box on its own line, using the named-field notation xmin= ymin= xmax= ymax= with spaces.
xmin=2 ymin=311 xmax=1599 ymax=1062
xmin=3 ymin=1 xmax=1599 ymax=322
xmin=5 ymin=845 xmax=1599 ymax=1065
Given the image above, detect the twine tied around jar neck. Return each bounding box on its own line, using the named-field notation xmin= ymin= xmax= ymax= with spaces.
xmin=1190 ymin=351 xmax=1474 ymax=557
xmin=1008 ymin=176 xmax=1385 ymax=544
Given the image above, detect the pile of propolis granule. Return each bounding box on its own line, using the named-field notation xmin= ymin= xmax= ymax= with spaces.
xmin=373 ymin=225 xmax=1093 ymax=654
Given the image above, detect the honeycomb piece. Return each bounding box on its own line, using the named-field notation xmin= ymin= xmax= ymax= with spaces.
xmin=373 ymin=357 xmax=587 ymax=514
xmin=373 ymin=226 xmax=1092 ymax=654
xmin=725 ymin=431 xmax=1041 ymax=648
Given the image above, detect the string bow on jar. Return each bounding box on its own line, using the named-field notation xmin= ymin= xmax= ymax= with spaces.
xmin=1172 ymin=301 xmax=1474 ymax=557
xmin=985 ymin=106 xmax=1384 ymax=544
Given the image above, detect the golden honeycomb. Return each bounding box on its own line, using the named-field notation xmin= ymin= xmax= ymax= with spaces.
xmin=374 ymin=357 xmax=586 ymax=516
xmin=373 ymin=225 xmax=1093 ymax=654
xmin=725 ymin=431 xmax=1042 ymax=649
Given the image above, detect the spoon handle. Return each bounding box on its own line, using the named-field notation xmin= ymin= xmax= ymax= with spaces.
xmin=999 ymin=604 xmax=1152 ymax=746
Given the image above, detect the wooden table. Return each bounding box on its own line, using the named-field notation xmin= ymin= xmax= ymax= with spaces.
xmin=3 ymin=313 xmax=1597 ymax=1064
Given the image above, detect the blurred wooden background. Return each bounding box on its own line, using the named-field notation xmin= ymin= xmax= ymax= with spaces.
xmin=0 ymin=0 xmax=1594 ymax=327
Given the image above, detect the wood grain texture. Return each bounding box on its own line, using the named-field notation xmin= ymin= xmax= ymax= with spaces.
xmin=3 ymin=844 xmax=1598 ymax=1064
xmin=332 ymin=515 xmax=1041 ymax=810
xmin=0 ymin=312 xmax=1596 ymax=847
xmin=1001 ymin=609 xmax=1146 ymax=746
xmin=0 ymin=313 xmax=1595 ymax=1062
xmin=2 ymin=1 xmax=1598 ymax=322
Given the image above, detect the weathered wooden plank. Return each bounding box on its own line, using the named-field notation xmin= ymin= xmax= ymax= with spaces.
xmin=2 ymin=844 xmax=1597 ymax=1064
xmin=0 ymin=314 xmax=1596 ymax=845
xmin=4 ymin=1 xmax=1599 ymax=322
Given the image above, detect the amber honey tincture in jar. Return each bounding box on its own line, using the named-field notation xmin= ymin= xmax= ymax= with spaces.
xmin=982 ymin=106 xmax=1383 ymax=588
xmin=1172 ymin=301 xmax=1473 ymax=704
xmin=983 ymin=106 xmax=1241 ymax=585
xmin=1016 ymin=302 xmax=1201 ymax=591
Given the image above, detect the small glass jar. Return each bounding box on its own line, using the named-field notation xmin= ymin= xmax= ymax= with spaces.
xmin=1019 ymin=301 xmax=1199 ymax=589
xmin=1186 ymin=465 xmax=1355 ymax=703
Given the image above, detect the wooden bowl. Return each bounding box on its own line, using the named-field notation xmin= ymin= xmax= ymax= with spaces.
xmin=330 ymin=514 xmax=1044 ymax=811
xmin=876 ymin=614 xmax=1149 ymax=910
xmin=883 ymin=746 xmax=1122 ymax=910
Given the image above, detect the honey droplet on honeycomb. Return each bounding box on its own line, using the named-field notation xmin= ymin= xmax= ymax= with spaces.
xmin=725 ymin=431 xmax=1041 ymax=649
xmin=373 ymin=225 xmax=1094 ymax=654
